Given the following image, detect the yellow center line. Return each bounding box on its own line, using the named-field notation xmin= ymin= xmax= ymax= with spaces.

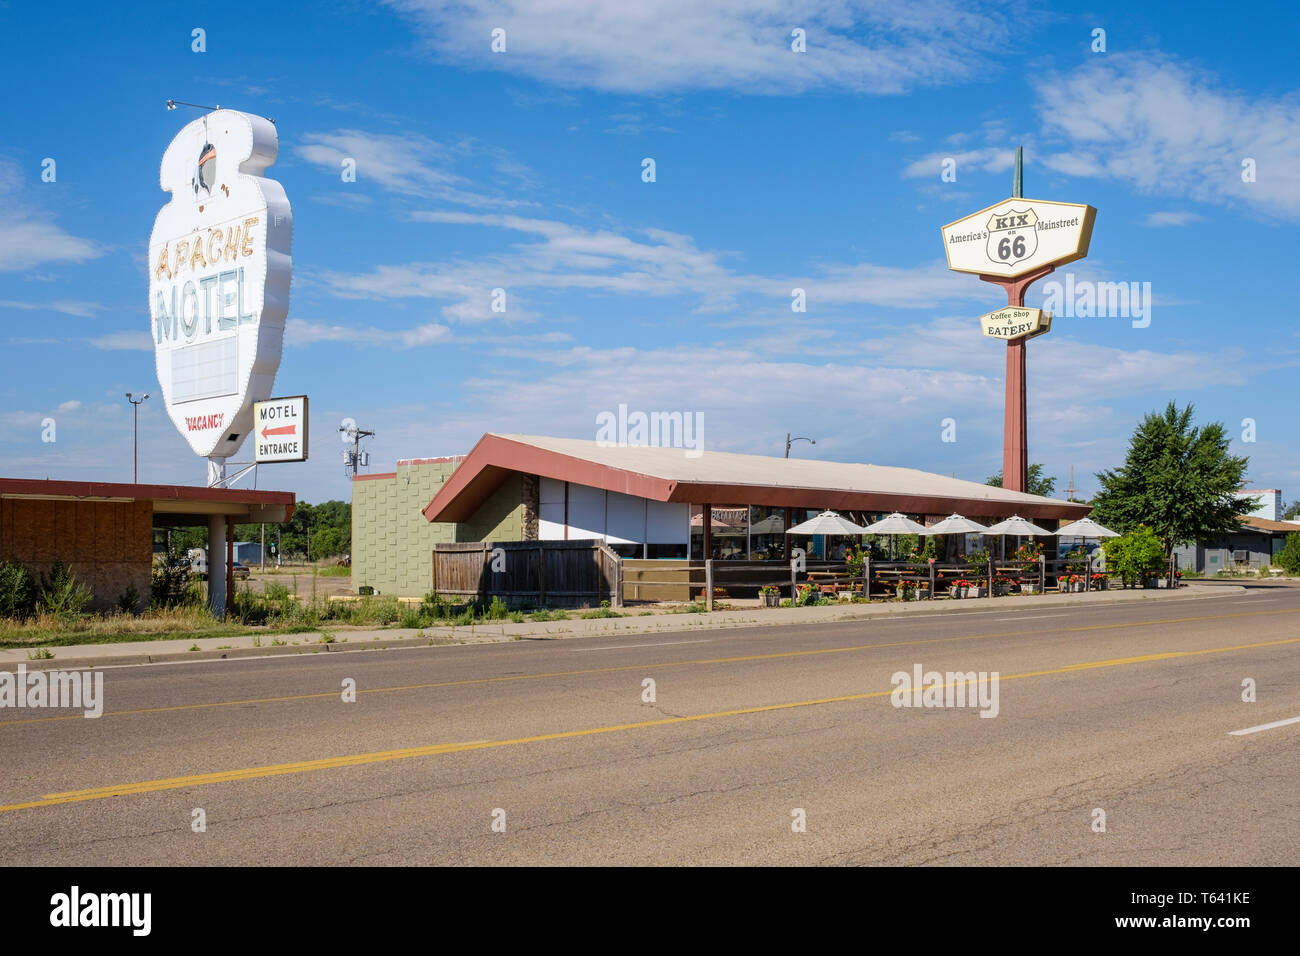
xmin=1 ymin=606 xmax=1296 ymax=728
xmin=2 ymin=631 xmax=1298 ymax=814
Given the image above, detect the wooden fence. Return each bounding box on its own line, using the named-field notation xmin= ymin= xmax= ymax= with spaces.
xmin=432 ymin=540 xmax=623 ymax=607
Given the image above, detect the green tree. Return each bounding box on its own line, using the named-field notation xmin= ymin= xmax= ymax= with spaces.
xmin=1103 ymin=525 xmax=1168 ymax=587
xmin=1283 ymin=500 xmax=1300 ymax=521
xmin=986 ymin=463 xmax=1057 ymax=498
xmin=1091 ymin=403 xmax=1251 ymax=556
xmin=1277 ymin=533 xmax=1300 ymax=576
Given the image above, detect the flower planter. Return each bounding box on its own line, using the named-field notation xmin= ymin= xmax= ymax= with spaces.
xmin=897 ymin=588 xmax=929 ymax=601
xmin=965 ymin=586 xmax=988 ymax=598
xmin=1021 ymin=584 xmax=1040 ymax=595
xmin=761 ymin=593 xmax=780 ymax=607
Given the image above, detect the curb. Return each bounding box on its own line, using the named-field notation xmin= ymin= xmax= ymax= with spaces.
xmin=7 ymin=585 xmax=1246 ymax=672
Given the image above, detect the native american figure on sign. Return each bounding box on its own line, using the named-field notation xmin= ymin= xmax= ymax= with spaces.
xmin=986 ymin=207 xmax=1039 ymax=268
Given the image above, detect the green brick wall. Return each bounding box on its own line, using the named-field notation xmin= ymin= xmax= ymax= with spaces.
xmin=351 ymin=460 xmax=458 ymax=597
xmin=351 ymin=462 xmax=529 ymax=597
xmin=458 ymin=473 xmax=525 ymax=543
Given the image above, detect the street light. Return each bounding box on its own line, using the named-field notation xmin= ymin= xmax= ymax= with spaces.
xmin=125 ymin=392 xmax=149 ymax=483
xmin=785 ymin=433 xmax=815 ymax=458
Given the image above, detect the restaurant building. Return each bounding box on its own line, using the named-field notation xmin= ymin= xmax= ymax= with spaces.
xmin=351 ymin=433 xmax=1090 ymax=597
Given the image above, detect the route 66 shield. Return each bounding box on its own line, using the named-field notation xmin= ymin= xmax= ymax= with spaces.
xmin=986 ymin=207 xmax=1039 ymax=268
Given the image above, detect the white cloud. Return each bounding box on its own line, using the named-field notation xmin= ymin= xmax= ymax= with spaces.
xmin=1034 ymin=56 xmax=1300 ymax=219
xmin=0 ymin=299 xmax=100 ymax=317
xmin=901 ymin=146 xmax=1016 ymax=180
xmin=385 ymin=0 xmax=1012 ymax=95
xmin=295 ymin=130 xmax=533 ymax=208
xmin=321 ymin=211 xmax=984 ymax=315
xmin=285 ymin=317 xmax=453 ymax=348
xmin=1141 ymin=211 xmax=1205 ymax=228
xmin=90 ymin=330 xmax=152 ymax=351
xmin=0 ymin=160 xmax=103 ymax=272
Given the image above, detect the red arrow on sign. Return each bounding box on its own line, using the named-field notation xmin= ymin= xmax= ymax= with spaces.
xmin=260 ymin=424 xmax=296 ymax=439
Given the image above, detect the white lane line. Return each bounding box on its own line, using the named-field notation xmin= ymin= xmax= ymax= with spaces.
xmin=572 ymin=640 xmax=712 ymax=652
xmin=1229 ymin=715 xmax=1300 ymax=736
xmin=993 ymin=614 xmax=1073 ymax=622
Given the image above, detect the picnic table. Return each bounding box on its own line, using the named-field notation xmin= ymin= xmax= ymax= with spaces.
xmin=805 ymin=570 xmax=864 ymax=595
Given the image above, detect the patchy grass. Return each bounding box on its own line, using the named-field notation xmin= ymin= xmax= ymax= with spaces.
xmin=0 ymin=607 xmax=254 ymax=648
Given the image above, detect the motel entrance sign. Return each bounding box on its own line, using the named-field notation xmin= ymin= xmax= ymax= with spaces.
xmin=940 ymin=149 xmax=1096 ymax=493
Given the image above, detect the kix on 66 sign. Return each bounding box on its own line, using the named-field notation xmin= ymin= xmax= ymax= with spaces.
xmin=253 ymin=395 xmax=308 ymax=463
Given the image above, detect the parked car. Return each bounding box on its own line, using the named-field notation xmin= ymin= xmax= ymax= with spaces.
xmin=230 ymin=561 xmax=251 ymax=580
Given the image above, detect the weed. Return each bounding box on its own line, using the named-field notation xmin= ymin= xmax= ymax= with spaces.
xmin=25 ymin=647 xmax=54 ymax=660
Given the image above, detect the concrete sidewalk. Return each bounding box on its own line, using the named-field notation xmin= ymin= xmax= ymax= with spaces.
xmin=0 ymin=584 xmax=1242 ymax=671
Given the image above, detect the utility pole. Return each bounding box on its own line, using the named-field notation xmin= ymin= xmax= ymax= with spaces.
xmin=1066 ymin=465 xmax=1078 ymax=502
xmin=340 ymin=421 xmax=375 ymax=477
xmin=125 ymin=392 xmax=149 ymax=482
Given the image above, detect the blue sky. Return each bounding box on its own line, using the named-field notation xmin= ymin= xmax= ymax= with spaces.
xmin=2 ymin=0 xmax=1297 ymax=505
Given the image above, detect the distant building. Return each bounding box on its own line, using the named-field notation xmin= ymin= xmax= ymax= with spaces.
xmin=1235 ymin=488 xmax=1282 ymax=521
xmin=0 ymin=478 xmax=292 ymax=610
xmin=232 ymin=542 xmax=262 ymax=566
xmin=1173 ymin=516 xmax=1296 ymax=573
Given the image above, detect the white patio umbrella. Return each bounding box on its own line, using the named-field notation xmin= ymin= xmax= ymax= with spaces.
xmin=1054 ymin=516 xmax=1119 ymax=573
xmin=985 ymin=515 xmax=1053 ymax=537
xmin=985 ymin=515 xmax=1052 ymax=562
xmin=926 ymin=513 xmax=989 ymax=535
xmin=925 ymin=513 xmax=989 ymax=564
xmin=785 ymin=510 xmax=870 ymax=564
xmin=1054 ymin=517 xmax=1119 ymax=538
xmin=786 ymin=510 xmax=870 ymax=535
xmin=861 ymin=511 xmax=931 ymax=560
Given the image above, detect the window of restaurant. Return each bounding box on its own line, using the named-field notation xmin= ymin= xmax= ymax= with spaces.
xmin=748 ymin=505 xmax=786 ymax=560
xmin=690 ymin=505 xmax=748 ymax=560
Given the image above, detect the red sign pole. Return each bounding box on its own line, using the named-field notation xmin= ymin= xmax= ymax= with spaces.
xmin=979 ymin=264 xmax=1054 ymax=493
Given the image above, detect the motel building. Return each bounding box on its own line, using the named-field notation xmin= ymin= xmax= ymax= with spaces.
xmin=351 ymin=433 xmax=1090 ymax=602
xmin=0 ymin=478 xmax=294 ymax=612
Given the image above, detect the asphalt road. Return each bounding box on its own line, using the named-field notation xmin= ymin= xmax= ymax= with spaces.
xmin=2 ymin=583 xmax=1298 ymax=865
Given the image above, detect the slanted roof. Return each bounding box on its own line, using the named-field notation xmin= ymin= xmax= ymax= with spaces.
xmin=423 ymin=433 xmax=1090 ymax=523
xmin=0 ymin=477 xmax=295 ymax=526
xmin=1243 ymin=515 xmax=1300 ymax=533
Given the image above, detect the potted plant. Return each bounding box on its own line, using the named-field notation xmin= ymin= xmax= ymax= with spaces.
xmin=794 ymin=583 xmax=822 ymax=607
xmin=1091 ymin=573 xmax=1109 ymax=590
xmin=992 ymin=574 xmax=1013 ymax=596
xmin=759 ymin=585 xmax=781 ymax=607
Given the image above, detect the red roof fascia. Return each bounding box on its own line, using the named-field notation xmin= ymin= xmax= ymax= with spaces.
xmin=422 ymin=435 xmax=677 ymax=522
xmin=0 ymin=477 xmax=295 ymax=507
xmin=421 ymin=436 xmax=1090 ymax=523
